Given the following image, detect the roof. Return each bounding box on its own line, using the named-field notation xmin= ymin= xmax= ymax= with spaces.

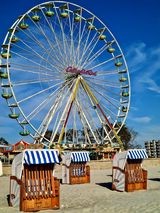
xmin=13 ymin=140 xmax=30 ymax=146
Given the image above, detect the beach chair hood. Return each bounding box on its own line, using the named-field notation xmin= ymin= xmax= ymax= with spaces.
xmin=62 ymin=151 xmax=90 ymax=166
xmin=11 ymin=149 xmax=59 ymax=179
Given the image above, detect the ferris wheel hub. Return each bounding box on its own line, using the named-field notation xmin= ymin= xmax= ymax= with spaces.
xmin=65 ymin=66 xmax=97 ymax=76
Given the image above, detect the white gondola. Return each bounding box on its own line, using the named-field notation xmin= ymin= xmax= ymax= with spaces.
xmin=112 ymin=149 xmax=148 ymax=192
xmin=9 ymin=149 xmax=60 ymax=212
xmin=62 ymin=151 xmax=90 ymax=184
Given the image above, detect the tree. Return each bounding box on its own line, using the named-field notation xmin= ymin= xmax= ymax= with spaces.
xmin=43 ymin=130 xmax=60 ymax=144
xmin=0 ymin=137 xmax=9 ymax=145
xmin=118 ymin=124 xmax=140 ymax=150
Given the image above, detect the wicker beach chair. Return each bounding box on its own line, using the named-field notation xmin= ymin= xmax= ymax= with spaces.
xmin=62 ymin=151 xmax=90 ymax=184
xmin=112 ymin=149 xmax=148 ymax=192
xmin=9 ymin=149 xmax=60 ymax=212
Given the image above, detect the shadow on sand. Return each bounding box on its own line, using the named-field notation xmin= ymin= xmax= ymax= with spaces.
xmin=96 ymin=182 xmax=112 ymax=190
xmin=148 ymin=178 xmax=160 ymax=182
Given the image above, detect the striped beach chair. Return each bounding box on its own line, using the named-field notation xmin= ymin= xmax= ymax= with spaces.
xmin=62 ymin=151 xmax=90 ymax=184
xmin=112 ymin=149 xmax=148 ymax=192
xmin=9 ymin=149 xmax=60 ymax=212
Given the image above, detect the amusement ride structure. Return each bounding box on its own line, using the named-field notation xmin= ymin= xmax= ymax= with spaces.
xmin=0 ymin=1 xmax=130 ymax=149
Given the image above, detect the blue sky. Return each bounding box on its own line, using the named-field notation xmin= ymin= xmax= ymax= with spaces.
xmin=0 ymin=0 xmax=160 ymax=147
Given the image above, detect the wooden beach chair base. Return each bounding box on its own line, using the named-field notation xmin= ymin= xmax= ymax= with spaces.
xmin=125 ymin=159 xmax=147 ymax=192
xmin=10 ymin=164 xmax=60 ymax=212
xmin=69 ymin=163 xmax=90 ymax=184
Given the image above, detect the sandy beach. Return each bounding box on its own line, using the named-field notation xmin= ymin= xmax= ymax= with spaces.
xmin=0 ymin=159 xmax=160 ymax=213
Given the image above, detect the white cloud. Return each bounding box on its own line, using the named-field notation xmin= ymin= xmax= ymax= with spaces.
xmin=129 ymin=106 xmax=138 ymax=111
xmin=126 ymin=42 xmax=160 ymax=94
xmin=126 ymin=42 xmax=147 ymax=73
xmin=132 ymin=116 xmax=151 ymax=123
xmin=144 ymin=78 xmax=160 ymax=93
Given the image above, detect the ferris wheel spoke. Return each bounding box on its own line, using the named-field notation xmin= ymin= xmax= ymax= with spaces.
xmin=36 ymin=93 xmax=65 ymax=140
xmin=86 ymin=77 xmax=120 ymax=89
xmin=50 ymin=77 xmax=81 ymax=144
xmin=69 ymin=8 xmax=84 ymax=66
xmin=75 ymin=98 xmax=101 ymax=144
xmin=49 ymin=79 xmax=77 ymax=143
xmin=79 ymin=31 xmax=102 ymax=68
xmin=40 ymin=78 xmax=74 ymax=123
xmin=86 ymin=82 xmax=120 ymax=109
xmin=83 ymin=40 xmax=115 ymax=69
xmin=82 ymin=43 xmax=109 ymax=69
xmin=100 ymin=99 xmax=119 ymax=118
xmin=77 ymin=21 xmax=93 ymax=67
xmin=75 ymin=14 xmax=88 ymax=64
xmin=17 ymin=80 xmax=64 ymax=104
xmin=50 ymin=97 xmax=67 ymax=142
xmin=86 ymin=82 xmax=120 ymax=100
xmin=11 ymin=49 xmax=60 ymax=74
xmin=11 ymin=61 xmax=62 ymax=79
xmin=17 ymin=24 xmax=66 ymax=69
xmin=86 ymin=76 xmax=120 ymax=93
xmin=75 ymin=103 xmax=92 ymax=145
xmin=65 ymin=7 xmax=76 ymax=66
xmin=26 ymin=14 xmax=66 ymax=66
xmin=80 ymin=77 xmax=122 ymax=143
xmin=26 ymin=85 xmax=64 ymax=122
xmin=82 ymin=93 xmax=114 ymax=144
xmin=78 ymin=33 xmax=98 ymax=68
xmin=87 ymin=54 xmax=122 ymax=70
xmin=12 ymin=77 xmax=61 ymax=86
xmin=79 ymin=26 xmax=106 ymax=69
xmin=19 ymin=26 xmax=49 ymax=52
xmin=97 ymin=70 xmax=118 ymax=76
xmin=53 ymin=5 xmax=71 ymax=67
xmin=10 ymin=65 xmax=60 ymax=78
xmin=12 ymin=35 xmax=64 ymax=73
xmin=78 ymin=86 xmax=105 ymax=122
xmin=82 ymin=103 xmax=102 ymax=143
xmin=78 ymin=86 xmax=105 ymax=139
xmin=60 ymin=12 xmax=73 ymax=67
xmin=32 ymin=79 xmax=74 ymax=138
xmin=40 ymin=9 xmax=67 ymax=62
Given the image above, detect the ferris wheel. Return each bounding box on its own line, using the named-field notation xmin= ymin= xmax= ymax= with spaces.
xmin=0 ymin=1 xmax=130 ymax=148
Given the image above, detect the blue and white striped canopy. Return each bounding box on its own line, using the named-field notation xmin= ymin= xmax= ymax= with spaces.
xmin=71 ymin=151 xmax=90 ymax=162
xmin=24 ymin=149 xmax=59 ymax=165
xmin=127 ymin=149 xmax=148 ymax=159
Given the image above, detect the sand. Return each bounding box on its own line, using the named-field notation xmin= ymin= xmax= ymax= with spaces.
xmin=0 ymin=160 xmax=160 ymax=213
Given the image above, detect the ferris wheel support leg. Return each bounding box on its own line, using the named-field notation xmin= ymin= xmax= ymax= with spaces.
xmin=75 ymin=99 xmax=100 ymax=144
xmin=57 ymin=77 xmax=81 ymax=146
xmin=80 ymin=78 xmax=123 ymax=149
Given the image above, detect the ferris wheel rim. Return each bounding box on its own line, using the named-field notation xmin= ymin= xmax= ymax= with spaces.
xmin=0 ymin=1 xmax=131 ymax=146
